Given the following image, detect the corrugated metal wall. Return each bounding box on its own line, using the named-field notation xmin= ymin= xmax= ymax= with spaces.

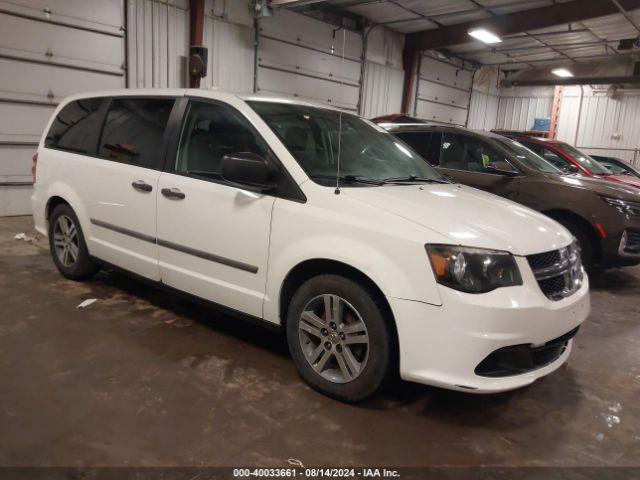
xmin=557 ymin=86 xmax=640 ymax=164
xmin=0 ymin=0 xmax=126 ymax=216
xmin=126 ymin=0 xmax=188 ymax=88
xmin=359 ymin=26 xmax=404 ymax=119
xmin=495 ymin=86 xmax=554 ymax=131
xmin=467 ymin=67 xmax=501 ymax=131
xmin=201 ymin=0 xmax=255 ymax=93
xmin=414 ymin=53 xmax=472 ymax=126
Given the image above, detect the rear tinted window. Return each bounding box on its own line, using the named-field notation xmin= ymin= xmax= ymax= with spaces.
xmin=99 ymin=98 xmax=174 ymax=169
xmin=45 ymin=98 xmax=104 ymax=154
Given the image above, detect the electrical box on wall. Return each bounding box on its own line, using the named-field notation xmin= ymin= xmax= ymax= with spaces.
xmin=189 ymin=46 xmax=208 ymax=79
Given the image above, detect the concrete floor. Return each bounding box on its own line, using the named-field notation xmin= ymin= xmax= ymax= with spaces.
xmin=1 ymin=215 xmax=639 ymax=468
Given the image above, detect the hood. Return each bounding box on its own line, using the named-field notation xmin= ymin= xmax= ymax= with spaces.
xmin=551 ymin=174 xmax=640 ymax=200
xmin=343 ymin=183 xmax=573 ymax=256
xmin=607 ymin=174 xmax=640 ymax=190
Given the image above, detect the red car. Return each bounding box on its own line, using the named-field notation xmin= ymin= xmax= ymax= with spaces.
xmin=503 ymin=134 xmax=640 ymax=190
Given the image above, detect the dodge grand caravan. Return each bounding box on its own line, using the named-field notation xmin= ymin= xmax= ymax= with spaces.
xmin=32 ymin=90 xmax=590 ymax=402
xmin=382 ymin=124 xmax=640 ymax=270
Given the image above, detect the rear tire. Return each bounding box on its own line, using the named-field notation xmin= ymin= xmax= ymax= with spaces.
xmin=286 ymin=274 xmax=393 ymax=403
xmin=558 ymin=219 xmax=594 ymax=271
xmin=48 ymin=203 xmax=99 ymax=280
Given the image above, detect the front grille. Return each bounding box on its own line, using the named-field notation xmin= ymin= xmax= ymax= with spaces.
xmin=475 ymin=327 xmax=580 ymax=378
xmin=538 ymin=275 xmax=566 ymax=298
xmin=621 ymin=228 xmax=640 ymax=256
xmin=527 ymin=244 xmax=583 ymax=301
xmin=527 ymin=250 xmax=561 ymax=271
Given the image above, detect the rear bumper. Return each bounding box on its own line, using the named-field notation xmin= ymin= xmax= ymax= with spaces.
xmin=31 ymin=191 xmax=47 ymax=236
xmin=389 ymin=258 xmax=590 ymax=393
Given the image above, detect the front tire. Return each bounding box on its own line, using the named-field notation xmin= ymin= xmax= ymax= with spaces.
xmin=48 ymin=203 xmax=99 ymax=280
xmin=286 ymin=274 xmax=393 ymax=403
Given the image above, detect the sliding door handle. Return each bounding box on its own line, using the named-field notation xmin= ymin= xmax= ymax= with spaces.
xmin=161 ymin=187 xmax=185 ymax=200
xmin=132 ymin=180 xmax=153 ymax=193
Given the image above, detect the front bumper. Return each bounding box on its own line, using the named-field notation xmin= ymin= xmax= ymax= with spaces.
xmin=390 ymin=257 xmax=590 ymax=393
xmin=599 ymin=217 xmax=640 ymax=267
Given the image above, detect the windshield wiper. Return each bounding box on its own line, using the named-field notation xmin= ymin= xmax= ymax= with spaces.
xmin=310 ymin=174 xmax=384 ymax=186
xmin=382 ymin=175 xmax=450 ymax=184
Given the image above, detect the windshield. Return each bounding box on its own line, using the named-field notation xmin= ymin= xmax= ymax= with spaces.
xmin=598 ymin=160 xmax=628 ymax=175
xmin=495 ymin=138 xmax=563 ymax=174
xmin=557 ymin=143 xmax=612 ymax=175
xmin=247 ymin=101 xmax=444 ymax=185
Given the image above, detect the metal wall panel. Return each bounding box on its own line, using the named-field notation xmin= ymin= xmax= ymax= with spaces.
xmin=0 ymin=0 xmax=123 ymax=34
xmin=0 ymin=59 xmax=124 ymax=106
xmin=257 ymin=67 xmax=360 ymax=111
xmin=127 ymin=0 xmax=188 ymax=88
xmin=360 ymin=61 xmax=404 ymax=118
xmin=202 ymin=16 xmax=255 ymax=93
xmin=416 ymin=54 xmax=472 ymax=126
xmin=0 ymin=103 xmax=56 ymax=144
xmin=0 ymin=0 xmax=125 ymax=215
xmin=0 ymin=14 xmax=123 ymax=74
xmin=467 ymin=66 xmax=501 ymax=130
xmin=558 ymin=87 xmax=640 ymax=166
xmin=495 ymin=87 xmax=554 ymax=131
xmin=359 ymin=26 xmax=404 ymax=118
xmin=467 ymin=91 xmax=499 ymax=130
xmin=365 ymin=25 xmax=403 ymax=68
xmin=257 ymin=10 xmax=363 ymax=111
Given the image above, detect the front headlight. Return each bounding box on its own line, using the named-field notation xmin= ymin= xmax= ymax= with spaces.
xmin=426 ymin=245 xmax=523 ymax=294
xmin=600 ymin=195 xmax=640 ymax=215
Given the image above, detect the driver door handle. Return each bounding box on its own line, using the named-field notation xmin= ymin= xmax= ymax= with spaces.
xmin=161 ymin=187 xmax=185 ymax=200
xmin=131 ymin=180 xmax=153 ymax=193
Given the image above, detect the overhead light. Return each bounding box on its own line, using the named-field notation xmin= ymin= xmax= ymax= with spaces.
xmin=468 ymin=28 xmax=502 ymax=44
xmin=552 ymin=68 xmax=574 ymax=78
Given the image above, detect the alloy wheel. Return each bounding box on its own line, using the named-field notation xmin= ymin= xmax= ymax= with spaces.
xmin=53 ymin=215 xmax=79 ymax=267
xmin=298 ymin=294 xmax=370 ymax=383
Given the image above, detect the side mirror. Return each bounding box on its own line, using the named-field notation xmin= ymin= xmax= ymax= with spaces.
xmin=564 ymin=164 xmax=580 ymax=174
xmin=220 ymin=152 xmax=276 ymax=192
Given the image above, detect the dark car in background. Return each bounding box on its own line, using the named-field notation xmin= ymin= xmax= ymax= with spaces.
xmin=380 ymin=123 xmax=640 ymax=270
xmin=591 ymin=155 xmax=640 ymax=179
xmin=497 ymin=134 xmax=640 ymax=191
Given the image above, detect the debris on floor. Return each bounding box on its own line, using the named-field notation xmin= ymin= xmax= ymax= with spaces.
xmin=14 ymin=232 xmax=40 ymax=243
xmin=287 ymin=459 xmax=304 ymax=468
xmin=77 ymin=298 xmax=97 ymax=309
xmin=164 ymin=317 xmax=193 ymax=328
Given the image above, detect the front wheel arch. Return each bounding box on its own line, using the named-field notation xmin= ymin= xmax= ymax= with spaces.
xmin=279 ymin=259 xmax=398 ymax=362
xmin=543 ymin=209 xmax=601 ymax=265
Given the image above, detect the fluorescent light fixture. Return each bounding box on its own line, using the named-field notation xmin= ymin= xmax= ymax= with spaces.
xmin=552 ymin=68 xmax=574 ymax=78
xmin=468 ymin=28 xmax=502 ymax=44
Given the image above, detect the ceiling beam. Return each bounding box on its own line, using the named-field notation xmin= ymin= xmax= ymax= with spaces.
xmin=269 ymin=0 xmax=327 ymax=7
xmin=404 ymin=0 xmax=640 ymax=52
xmin=505 ymin=75 xmax=640 ymax=86
xmin=482 ymin=49 xmax=640 ymax=66
xmin=610 ymin=0 xmax=640 ymax=33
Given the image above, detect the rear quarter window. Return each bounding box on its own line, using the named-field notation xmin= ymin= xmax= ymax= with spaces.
xmin=45 ymin=98 xmax=104 ymax=154
xmin=98 ymin=98 xmax=175 ymax=169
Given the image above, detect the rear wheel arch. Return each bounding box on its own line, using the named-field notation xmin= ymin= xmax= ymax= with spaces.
xmin=46 ymin=196 xmax=70 ymax=223
xmin=543 ymin=209 xmax=601 ymax=263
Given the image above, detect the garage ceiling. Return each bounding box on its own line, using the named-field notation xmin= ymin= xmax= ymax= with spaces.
xmin=293 ymin=0 xmax=640 ymax=71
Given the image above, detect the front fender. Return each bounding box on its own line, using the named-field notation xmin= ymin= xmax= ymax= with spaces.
xmin=263 ymin=199 xmax=444 ymax=324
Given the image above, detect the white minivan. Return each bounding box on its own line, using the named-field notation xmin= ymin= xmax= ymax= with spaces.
xmin=32 ymin=89 xmax=590 ymax=402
